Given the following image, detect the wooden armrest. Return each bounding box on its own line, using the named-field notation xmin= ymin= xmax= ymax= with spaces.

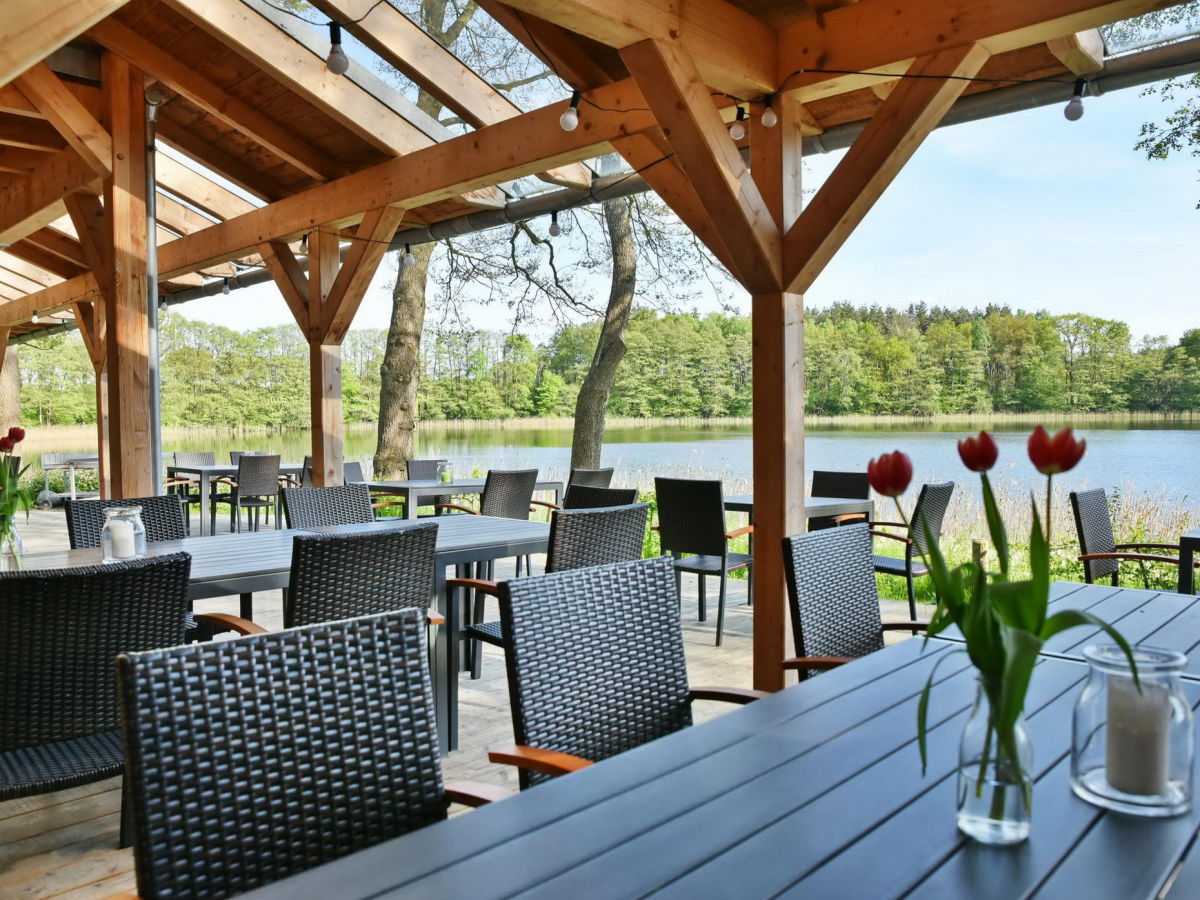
xmin=427 ymin=610 xmax=446 ymax=627
xmin=370 ymin=499 xmax=406 ymax=509
xmin=869 ymin=521 xmax=908 ymax=529
xmin=1079 ymin=552 xmax=1180 ymax=566
xmin=530 ymin=499 xmax=562 ymax=510
xmin=162 ymin=478 xmax=194 ymax=488
xmin=444 ymin=780 xmax=513 ymax=807
xmin=782 ymin=656 xmax=855 ymax=671
xmin=725 ymin=525 xmax=754 ymax=540
xmin=650 ymin=524 xmax=660 ymax=532
xmin=689 ymin=685 xmax=769 ymax=704
xmin=870 ymin=530 xmax=912 ymax=544
xmin=1114 ymin=542 xmax=1180 ymax=551
xmin=446 ymin=578 xmax=502 ymax=596
xmin=100 ymin=893 xmax=140 ymax=899
xmin=279 ymin=476 xmax=299 ymax=487
xmin=881 ymin=621 xmax=930 ymax=632
xmin=488 ymin=744 xmax=593 ymax=778
xmin=831 ymin=513 xmax=868 ymax=524
xmin=215 ymin=477 xmax=238 ymax=487
xmin=193 ymin=613 xmax=267 ymax=636
xmin=434 ymin=503 xmax=480 ymax=515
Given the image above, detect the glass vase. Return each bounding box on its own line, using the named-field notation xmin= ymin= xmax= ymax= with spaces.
xmin=438 ymin=461 xmax=453 ymax=484
xmin=1071 ymin=645 xmax=1193 ymax=817
xmin=0 ymin=525 xmax=23 ymax=571
xmin=957 ymin=678 xmax=1034 ymax=845
xmin=100 ymin=506 xmax=147 ymax=563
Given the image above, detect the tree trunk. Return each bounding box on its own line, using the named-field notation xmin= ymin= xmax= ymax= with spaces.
xmin=0 ymin=344 xmax=19 ymax=431
xmin=571 ymin=197 xmax=637 ymax=468
xmin=373 ymin=243 xmax=434 ymax=478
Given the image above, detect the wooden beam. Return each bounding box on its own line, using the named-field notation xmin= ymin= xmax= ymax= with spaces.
xmin=309 ymin=341 xmax=343 ymax=487
xmin=0 ymin=146 xmax=49 ymax=174
xmin=259 ymin=241 xmax=309 ymax=332
xmin=21 ymin=227 xmax=87 ymax=267
xmin=778 ymin=0 xmax=1173 ymax=103
xmin=63 ymin=193 xmax=111 ymax=294
xmin=479 ymin=1 xmax=623 ymax=89
xmin=7 ymin=237 xmax=84 ymax=278
xmin=154 ymin=152 xmax=256 ymax=220
xmin=13 ymin=64 xmax=112 ymax=177
xmin=154 ymin=191 xmax=217 ymax=235
xmin=1046 ymin=30 xmax=1106 ymax=75
xmin=784 ymin=44 xmax=991 ymax=294
xmin=154 ymin=118 xmax=292 ymax=204
xmin=0 ymin=271 xmax=97 ymax=325
xmin=0 ymin=251 xmax=59 ymax=287
xmin=0 ymin=148 xmax=101 ymax=246
xmin=321 ymin=207 xmax=405 ymax=343
xmin=500 ymin=0 xmax=776 ymax=95
xmin=621 ymin=39 xmax=780 ymax=293
xmin=0 ymin=0 xmax=131 ymax=88
xmin=750 ymin=96 xmax=803 ymax=233
xmin=0 ymin=115 xmax=65 ymax=152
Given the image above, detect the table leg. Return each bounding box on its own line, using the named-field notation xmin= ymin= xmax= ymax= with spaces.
xmin=405 ymin=488 xmax=417 ymax=520
xmin=432 ymin=561 xmax=450 ymax=754
xmin=1180 ymin=536 xmax=1198 ymax=595
xmin=201 ymin=472 xmax=211 ymax=536
xmin=68 ymin=466 xmax=77 ymax=501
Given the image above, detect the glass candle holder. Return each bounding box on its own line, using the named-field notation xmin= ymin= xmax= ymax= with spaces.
xmin=101 ymin=506 xmax=147 ymax=563
xmin=1072 ymin=645 xmax=1194 ymax=817
xmin=438 ymin=461 xmax=453 ymax=483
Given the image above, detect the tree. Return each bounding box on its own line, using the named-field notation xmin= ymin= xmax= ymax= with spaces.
xmin=0 ymin=343 xmax=20 ymax=430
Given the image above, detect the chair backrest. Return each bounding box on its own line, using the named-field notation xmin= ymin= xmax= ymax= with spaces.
xmin=811 ymin=470 xmax=870 ymax=500
xmin=782 ymin=524 xmax=884 ymax=680
xmin=562 ymin=484 xmax=639 ymax=510
xmin=909 ymin=481 xmax=956 ymax=558
xmin=236 ymin=453 xmax=281 ymax=497
xmin=173 ymin=451 xmax=215 ymax=468
xmin=286 ymin=523 xmax=438 ymax=628
xmin=300 ymin=454 xmax=314 ymax=487
xmin=499 ymin=556 xmax=691 ymax=788
xmin=117 ymin=610 xmax=445 ymax=900
xmin=282 ymin=483 xmax=374 ymax=529
xmin=229 ymin=451 xmax=243 ymax=465
xmin=1071 ymin=488 xmax=1119 ymax=583
xmin=64 ymin=495 xmax=187 ymax=549
xmin=654 ymin=477 xmax=728 ymax=557
xmin=344 ymin=461 xmax=366 ymax=483
xmin=0 ymin=554 xmax=191 ymax=750
xmin=479 ymin=469 xmax=538 ymax=519
xmin=407 ymin=458 xmax=446 ymax=480
xmin=6 ymin=455 xmax=20 ymax=477
xmin=568 ymin=467 xmax=614 ymax=489
xmin=546 ymin=504 xmax=648 ymax=573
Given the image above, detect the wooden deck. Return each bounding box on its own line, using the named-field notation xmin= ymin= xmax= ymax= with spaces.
xmin=1 ymin=508 xmax=915 ymax=898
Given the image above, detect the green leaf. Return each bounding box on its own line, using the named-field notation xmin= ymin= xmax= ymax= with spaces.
xmin=997 ymin=625 xmax=1042 ymax=738
xmin=980 ymin=473 xmax=1009 ymax=577
xmin=1041 ymin=609 xmax=1140 ymax=689
xmin=989 ymin=579 xmax=1041 ymax=634
xmin=1028 ymin=499 xmax=1051 ymax=632
xmin=916 ymin=647 xmax=966 ymax=774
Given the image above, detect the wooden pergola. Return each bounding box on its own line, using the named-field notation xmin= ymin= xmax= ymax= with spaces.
xmin=0 ymin=0 xmax=1183 ymax=690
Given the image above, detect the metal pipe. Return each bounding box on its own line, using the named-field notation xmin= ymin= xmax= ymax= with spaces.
xmin=145 ymin=84 xmax=168 ymax=492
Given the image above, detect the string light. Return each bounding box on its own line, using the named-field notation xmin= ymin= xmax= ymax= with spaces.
xmin=300 ymin=233 xmax=309 ymax=252
xmin=729 ymin=106 xmax=747 ymax=141
xmin=222 ymin=278 xmax=231 ymax=295
xmin=402 ymin=244 xmax=416 ymax=267
xmin=559 ymin=91 xmax=582 ymax=132
xmin=548 ymin=211 xmax=561 ymax=237
xmin=326 ymin=22 xmax=350 ymax=75
xmin=1064 ymin=78 xmax=1087 ymax=121
xmin=31 ymin=311 xmax=39 ymax=324
xmin=760 ymin=94 xmax=778 ymax=128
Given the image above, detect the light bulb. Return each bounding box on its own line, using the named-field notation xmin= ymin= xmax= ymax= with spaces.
xmin=548 ymin=212 xmax=561 ymax=237
xmin=31 ymin=311 xmax=39 ymax=324
xmin=221 ymin=278 xmax=231 ymax=295
xmin=1063 ymin=97 xmax=1084 ymax=121
xmin=402 ymin=244 xmax=416 ymax=267
xmin=326 ymin=22 xmax=350 ymax=75
xmin=761 ymin=106 xmax=778 ymax=128
xmin=729 ymin=106 xmax=747 ymax=141
xmin=559 ymin=91 xmax=582 ymax=132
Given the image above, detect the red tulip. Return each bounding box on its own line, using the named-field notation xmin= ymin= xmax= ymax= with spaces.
xmin=6 ymin=426 xmax=24 ymax=443
xmin=868 ymin=450 xmax=913 ymax=498
xmin=957 ymin=430 xmax=998 ymax=472
xmin=0 ymin=436 xmax=12 ymax=453
xmin=1027 ymin=425 xmax=1086 ymax=475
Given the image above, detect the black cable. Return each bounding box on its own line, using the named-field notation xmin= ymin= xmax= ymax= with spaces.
xmin=260 ymin=0 xmax=393 ymax=28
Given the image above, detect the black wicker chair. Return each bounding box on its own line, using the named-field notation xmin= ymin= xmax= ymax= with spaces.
xmin=0 ymin=554 xmax=192 ymax=849
xmin=782 ymin=523 xmax=927 ymax=681
xmin=64 ymin=494 xmax=188 ymax=549
xmin=654 ymin=477 xmax=753 ymax=646
xmin=809 ymin=469 xmax=871 ymax=531
xmin=872 ymin=481 xmax=955 ymax=621
xmin=282 ymin=483 xmax=374 ymax=528
xmin=344 ymin=460 xmax=366 ymax=482
xmin=533 ymin=484 xmax=639 ymax=512
xmin=1070 ymin=488 xmax=1188 ymax=587
xmin=208 ymin=453 xmax=281 ymax=533
xmin=453 ymin=503 xmax=650 ymax=679
xmin=568 ymin=467 xmax=614 ymax=489
xmin=117 ymin=609 xmax=504 ymax=900
xmin=403 ymin=458 xmax=449 ymax=515
xmin=169 ymin=451 xmax=229 ymax=534
xmin=437 ymin=468 xmax=539 ymax=575
xmin=489 ymin=556 xmax=765 ymax=789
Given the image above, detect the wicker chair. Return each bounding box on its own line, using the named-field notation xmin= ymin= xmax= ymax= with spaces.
xmin=1070 ymin=488 xmax=1188 ymax=587
xmin=453 ymin=503 xmax=650 ymax=679
xmin=654 ymin=477 xmax=753 ymax=646
xmin=64 ymin=495 xmax=188 ymax=549
xmin=208 ymin=453 xmax=281 ymax=533
xmin=568 ymin=467 xmax=614 ymax=489
xmin=809 ymin=469 xmax=870 ymax=531
xmin=282 ymin=483 xmax=374 ymax=528
xmin=402 ymin=458 xmax=448 ymax=515
xmin=0 ymin=554 xmax=192 ymax=848
xmin=533 ymin=484 xmax=639 ymax=512
xmin=168 ymin=451 xmax=228 ymax=534
xmin=344 ymin=460 xmax=366 ymax=482
xmin=872 ymin=481 xmax=955 ymax=621
xmin=489 ymin=556 xmax=765 ymax=789
xmin=436 ymin=468 xmax=539 ymax=574
xmin=117 ymin=609 xmax=504 ymax=900
xmin=782 ymin=523 xmax=927 ymax=681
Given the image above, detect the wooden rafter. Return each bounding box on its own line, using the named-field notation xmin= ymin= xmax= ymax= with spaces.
xmin=479 ymin=1 xmax=624 ymax=89
xmin=154 ymin=118 xmax=293 ymax=203
xmin=154 ymin=153 xmax=255 ymax=220
xmin=0 ymin=148 xmax=101 ymax=246
xmin=321 ymin=206 xmax=406 ymax=343
xmin=259 ymin=240 xmax=310 ymax=332
xmin=784 ymin=44 xmax=992 ymax=294
xmin=0 ymin=115 xmax=66 ymax=152
xmin=63 ymin=193 xmax=111 ymax=294
xmin=1047 ymin=30 xmax=1106 ymax=74
xmin=0 ymin=0 xmax=130 ymax=88
xmin=12 ymin=64 xmax=112 ymax=177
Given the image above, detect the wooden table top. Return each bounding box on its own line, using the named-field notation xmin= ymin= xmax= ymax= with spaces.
xmin=240 ymin=635 xmax=1200 ymax=899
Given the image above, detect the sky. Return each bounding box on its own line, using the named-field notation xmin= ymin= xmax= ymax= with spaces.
xmin=174 ymin=78 xmax=1200 ymax=344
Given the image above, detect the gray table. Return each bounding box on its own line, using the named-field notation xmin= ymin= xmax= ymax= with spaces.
xmin=166 ymin=462 xmax=304 ymax=535
xmin=724 ymin=493 xmax=875 ymax=521
xmin=240 ymin=636 xmax=1200 ymax=899
xmin=20 ymin=515 xmax=549 ymax=753
xmin=365 ymin=478 xmax=564 ymax=519
xmin=1181 ymin=530 xmax=1200 ymax=595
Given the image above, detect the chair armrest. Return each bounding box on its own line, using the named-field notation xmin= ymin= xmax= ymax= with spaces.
xmin=447 ymin=578 xmax=502 ymax=597
xmin=444 ymin=780 xmax=513 ymax=807
xmin=434 ymin=503 xmax=480 ymax=515
xmin=194 ymin=613 xmax=268 ymax=636
xmin=488 ymin=744 xmax=593 ymax=778
xmin=869 ymin=521 xmax=908 ymax=529
xmin=162 ymin=477 xmax=194 ymax=488
xmin=831 ymin=513 xmax=868 ymax=524
xmin=881 ymin=621 xmax=930 ymax=632
xmin=370 ymin=499 xmax=406 ymax=509
xmin=870 ymin=530 xmax=912 ymax=544
xmin=427 ymin=610 xmax=446 ymax=627
xmin=279 ymin=476 xmax=299 ymax=486
xmin=725 ymin=525 xmax=754 ymax=540
xmin=782 ymin=656 xmax=855 ymax=671
xmin=1080 ymin=552 xmax=1180 ymax=566
xmin=1114 ymin=542 xmax=1181 ymax=551
xmin=689 ymin=686 xmax=769 ymax=704
xmin=650 ymin=524 xmax=660 ymax=532
xmin=530 ymin=499 xmax=562 ymax=511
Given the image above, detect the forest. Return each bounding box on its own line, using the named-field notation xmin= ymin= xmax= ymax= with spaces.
xmin=12 ymin=301 xmax=1200 ymax=427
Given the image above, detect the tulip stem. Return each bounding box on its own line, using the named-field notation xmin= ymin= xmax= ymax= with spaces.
xmin=1045 ymin=474 xmax=1053 ymax=548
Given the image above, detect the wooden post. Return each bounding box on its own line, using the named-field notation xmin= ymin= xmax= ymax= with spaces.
xmin=102 ymin=54 xmax=153 ymax=498
xmin=308 ymin=227 xmax=343 ymax=487
xmin=73 ymin=300 xmax=110 ymax=495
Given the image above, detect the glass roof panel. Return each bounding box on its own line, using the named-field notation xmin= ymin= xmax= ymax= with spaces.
xmin=1102 ymin=1 xmax=1200 ymax=55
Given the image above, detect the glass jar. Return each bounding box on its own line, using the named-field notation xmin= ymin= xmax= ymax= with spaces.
xmin=957 ymin=677 xmax=1034 ymax=845
xmin=101 ymin=506 xmax=147 ymax=563
xmin=1072 ymin=645 xmax=1193 ymax=817
xmin=0 ymin=524 xmax=23 ymax=571
xmin=437 ymin=461 xmax=453 ymax=484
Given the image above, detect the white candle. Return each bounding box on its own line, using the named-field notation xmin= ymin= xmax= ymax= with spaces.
xmin=1107 ymin=675 xmax=1171 ymax=796
xmin=108 ymin=519 xmax=136 ymax=559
